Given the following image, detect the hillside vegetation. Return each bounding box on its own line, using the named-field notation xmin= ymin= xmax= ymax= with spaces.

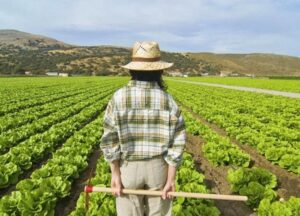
xmin=0 ymin=29 xmax=300 ymax=76
xmin=188 ymin=53 xmax=300 ymax=76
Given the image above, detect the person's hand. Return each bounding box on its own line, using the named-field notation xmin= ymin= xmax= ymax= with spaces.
xmin=162 ymin=180 xmax=175 ymax=200
xmin=111 ymin=171 xmax=122 ymax=197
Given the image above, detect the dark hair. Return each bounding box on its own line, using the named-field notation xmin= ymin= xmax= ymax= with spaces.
xmin=129 ymin=70 xmax=167 ymax=91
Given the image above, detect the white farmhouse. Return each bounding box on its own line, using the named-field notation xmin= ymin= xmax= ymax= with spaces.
xmin=168 ymin=71 xmax=182 ymax=77
xmin=46 ymin=72 xmax=69 ymax=77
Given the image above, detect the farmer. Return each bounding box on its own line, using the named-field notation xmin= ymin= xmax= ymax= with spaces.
xmin=100 ymin=41 xmax=186 ymax=216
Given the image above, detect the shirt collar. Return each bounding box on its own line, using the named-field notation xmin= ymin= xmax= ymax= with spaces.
xmin=127 ymin=80 xmax=160 ymax=89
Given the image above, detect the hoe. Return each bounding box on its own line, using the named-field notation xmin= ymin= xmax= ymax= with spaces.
xmin=84 ymin=184 xmax=248 ymax=211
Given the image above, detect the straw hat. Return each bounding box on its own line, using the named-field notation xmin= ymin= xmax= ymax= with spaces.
xmin=121 ymin=41 xmax=173 ymax=71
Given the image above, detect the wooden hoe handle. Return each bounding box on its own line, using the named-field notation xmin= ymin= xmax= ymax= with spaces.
xmin=84 ymin=186 xmax=248 ymax=202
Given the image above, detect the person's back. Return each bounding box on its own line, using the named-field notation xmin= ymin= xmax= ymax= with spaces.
xmin=106 ymin=79 xmax=184 ymax=163
xmin=100 ymin=41 xmax=186 ymax=216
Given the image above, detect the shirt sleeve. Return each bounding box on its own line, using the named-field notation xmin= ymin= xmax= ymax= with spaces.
xmin=100 ymin=98 xmax=121 ymax=162
xmin=164 ymin=95 xmax=186 ymax=167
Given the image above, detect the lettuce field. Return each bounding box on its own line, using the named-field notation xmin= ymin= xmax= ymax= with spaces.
xmin=0 ymin=77 xmax=299 ymax=216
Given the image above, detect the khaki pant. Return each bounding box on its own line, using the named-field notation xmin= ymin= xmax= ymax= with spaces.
xmin=116 ymin=156 xmax=172 ymax=216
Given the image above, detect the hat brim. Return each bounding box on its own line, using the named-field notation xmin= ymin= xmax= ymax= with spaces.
xmin=121 ymin=61 xmax=173 ymax=71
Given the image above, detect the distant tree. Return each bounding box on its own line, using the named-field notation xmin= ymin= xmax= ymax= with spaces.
xmin=12 ymin=64 xmax=25 ymax=74
xmin=110 ymin=58 xmax=119 ymax=65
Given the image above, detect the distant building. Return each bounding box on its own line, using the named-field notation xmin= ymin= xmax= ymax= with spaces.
xmin=46 ymin=72 xmax=59 ymax=76
xmin=182 ymin=72 xmax=190 ymax=77
xmin=168 ymin=71 xmax=182 ymax=77
xmin=229 ymin=72 xmax=242 ymax=77
xmin=220 ymin=70 xmax=232 ymax=77
xmin=229 ymin=73 xmax=239 ymax=77
xmin=46 ymin=72 xmax=69 ymax=77
xmin=59 ymin=73 xmax=69 ymax=77
xmin=245 ymin=74 xmax=256 ymax=78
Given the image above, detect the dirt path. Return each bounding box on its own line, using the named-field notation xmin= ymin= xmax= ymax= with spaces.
xmin=182 ymin=103 xmax=300 ymax=199
xmin=169 ymin=79 xmax=300 ymax=99
xmin=186 ymin=134 xmax=255 ymax=216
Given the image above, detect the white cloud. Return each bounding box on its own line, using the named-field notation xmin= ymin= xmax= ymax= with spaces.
xmin=0 ymin=0 xmax=300 ymax=56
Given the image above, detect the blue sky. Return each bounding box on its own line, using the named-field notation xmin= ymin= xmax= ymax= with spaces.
xmin=1 ymin=0 xmax=300 ymax=56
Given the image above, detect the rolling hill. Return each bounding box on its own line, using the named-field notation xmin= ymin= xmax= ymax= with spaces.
xmin=0 ymin=29 xmax=71 ymax=49
xmin=187 ymin=52 xmax=300 ymax=76
xmin=0 ymin=29 xmax=299 ymax=76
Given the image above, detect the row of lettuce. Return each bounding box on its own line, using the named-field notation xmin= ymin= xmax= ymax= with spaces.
xmin=0 ymin=84 xmax=105 ymax=133
xmin=0 ymin=77 xmax=119 ymax=112
xmin=0 ymin=78 xmax=72 ymax=106
xmin=0 ymin=78 xmax=127 ymax=215
xmin=0 ymin=82 xmax=95 ymax=116
xmin=0 ymin=101 xmax=109 ymax=215
xmin=0 ymin=78 xmax=125 ymax=139
xmin=172 ymin=77 xmax=300 ymax=93
xmin=176 ymin=90 xmax=300 ymax=215
xmin=167 ymin=80 xmax=300 ymax=175
xmin=0 ymin=89 xmax=118 ymax=190
xmin=0 ymin=84 xmax=116 ymax=154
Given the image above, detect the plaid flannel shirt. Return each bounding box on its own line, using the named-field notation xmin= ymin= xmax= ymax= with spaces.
xmin=100 ymin=80 xmax=186 ymax=167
